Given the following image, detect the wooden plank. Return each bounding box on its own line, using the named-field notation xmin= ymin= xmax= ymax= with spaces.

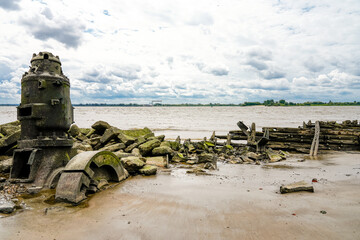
xmin=310 ymin=121 xmax=320 ymax=156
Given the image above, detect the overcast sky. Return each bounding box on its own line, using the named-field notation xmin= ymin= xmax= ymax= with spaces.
xmin=0 ymin=0 xmax=359 ymax=104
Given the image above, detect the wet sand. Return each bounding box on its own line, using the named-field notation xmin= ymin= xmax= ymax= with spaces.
xmin=1 ymin=152 xmax=360 ymax=240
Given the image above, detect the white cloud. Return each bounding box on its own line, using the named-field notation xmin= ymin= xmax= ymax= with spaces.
xmin=0 ymin=0 xmax=359 ymax=104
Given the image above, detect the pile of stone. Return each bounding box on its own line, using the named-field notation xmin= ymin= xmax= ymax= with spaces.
xmin=0 ymin=120 xmax=289 ymax=178
xmin=69 ymin=121 xmax=288 ymax=175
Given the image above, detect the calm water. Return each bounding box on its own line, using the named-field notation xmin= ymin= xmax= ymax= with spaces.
xmin=1 ymin=106 xmax=359 ymax=139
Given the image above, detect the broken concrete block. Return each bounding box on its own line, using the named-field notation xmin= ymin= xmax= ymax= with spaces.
xmin=117 ymin=132 xmax=135 ymax=146
xmin=152 ymin=146 xmax=173 ymax=156
xmin=69 ymin=124 xmax=80 ymax=137
xmin=139 ymin=139 xmax=161 ymax=156
xmin=0 ymin=194 xmax=16 ymax=214
xmin=121 ymin=156 xmax=145 ymax=174
xmin=145 ymin=156 xmax=167 ymax=167
xmin=91 ymin=121 xmax=111 ymax=135
xmin=100 ymin=143 xmax=126 ymax=152
xmin=139 ymin=165 xmax=157 ymax=176
xmin=280 ymin=181 xmax=314 ymax=194
xmin=100 ymin=127 xmax=121 ymax=144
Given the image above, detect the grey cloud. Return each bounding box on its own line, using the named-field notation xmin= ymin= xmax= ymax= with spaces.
xmin=41 ymin=7 xmax=53 ymax=20
xmin=246 ymin=59 xmax=268 ymax=70
xmin=19 ymin=16 xmax=85 ymax=48
xmin=262 ymin=70 xmax=286 ymax=79
xmin=112 ymin=65 xmax=141 ymax=80
xmin=248 ymin=48 xmax=272 ymax=60
xmin=80 ymin=65 xmax=141 ymax=84
xmin=194 ymin=62 xmax=229 ymax=76
xmin=0 ymin=0 xmax=21 ymax=10
xmin=209 ymin=67 xmax=229 ymax=76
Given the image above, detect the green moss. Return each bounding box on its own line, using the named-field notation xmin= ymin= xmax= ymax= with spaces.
xmin=225 ymin=145 xmax=233 ymax=150
xmin=121 ymin=127 xmax=152 ymax=138
xmin=204 ymin=141 xmax=215 ymax=147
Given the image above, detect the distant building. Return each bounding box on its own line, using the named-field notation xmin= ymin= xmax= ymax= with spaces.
xmin=151 ymin=100 xmax=162 ymax=106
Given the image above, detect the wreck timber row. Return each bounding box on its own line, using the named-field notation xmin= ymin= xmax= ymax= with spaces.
xmin=215 ymin=120 xmax=360 ymax=153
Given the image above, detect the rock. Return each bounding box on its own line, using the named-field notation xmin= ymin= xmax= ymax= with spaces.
xmin=160 ymin=141 xmax=171 ymax=148
xmin=0 ymin=121 xmax=20 ymax=136
xmin=186 ymin=160 xmax=196 ymax=165
xmin=91 ymin=121 xmax=111 ymax=135
xmin=139 ymin=165 xmax=157 ymax=176
xmin=152 ymin=146 xmax=173 ymax=156
xmin=185 ymin=143 xmax=196 ymax=152
xmin=145 ymin=156 xmax=167 ymax=167
xmin=118 ymin=132 xmax=135 ymax=146
xmin=224 ymin=145 xmax=233 ymax=150
xmin=100 ymin=143 xmax=126 ymax=152
xmin=266 ymin=149 xmax=284 ymax=163
xmin=156 ymin=135 xmax=165 ymax=142
xmin=0 ymin=194 xmax=16 ymax=214
xmin=143 ymin=132 xmax=155 ymax=139
xmin=76 ymin=134 xmax=88 ymax=142
xmin=97 ymin=179 xmax=109 ymax=189
xmin=121 ymin=127 xmax=153 ymax=138
xmin=114 ymin=151 xmax=133 ymax=159
xmin=27 ymin=186 xmax=42 ymax=194
xmin=69 ymin=124 xmax=80 ymax=137
xmin=172 ymin=153 xmax=187 ymax=162
xmin=139 ymin=139 xmax=161 ymax=156
xmin=280 ymin=181 xmax=314 ymax=194
xmin=85 ymin=128 xmax=96 ymax=138
xmin=121 ymin=156 xmax=145 ymax=174
xmin=125 ymin=137 xmax=147 ymax=153
xmin=100 ymin=127 xmax=121 ymax=144
xmin=0 ymin=158 xmax=12 ymax=173
xmin=79 ymin=128 xmax=92 ymax=136
xmin=131 ymin=148 xmax=141 ymax=157
xmin=89 ymin=136 xmax=101 ymax=147
xmin=204 ymin=162 xmax=216 ymax=170
xmin=72 ymin=142 xmax=93 ymax=152
xmin=204 ymin=141 xmax=215 ymax=147
xmin=168 ymin=141 xmax=180 ymax=151
xmin=0 ymin=130 xmax=21 ymax=154
xmin=198 ymin=153 xmax=214 ymax=163
xmin=246 ymin=152 xmax=262 ymax=160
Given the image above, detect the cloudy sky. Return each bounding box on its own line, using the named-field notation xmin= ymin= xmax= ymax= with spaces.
xmin=0 ymin=0 xmax=359 ymax=104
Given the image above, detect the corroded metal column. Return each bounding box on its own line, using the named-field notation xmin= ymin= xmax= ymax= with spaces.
xmin=10 ymin=52 xmax=75 ymax=187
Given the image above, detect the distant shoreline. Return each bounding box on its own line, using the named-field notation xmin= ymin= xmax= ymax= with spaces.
xmin=1 ymin=102 xmax=360 ymax=107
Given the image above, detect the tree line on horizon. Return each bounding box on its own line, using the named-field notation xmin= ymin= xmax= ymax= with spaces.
xmin=1 ymin=100 xmax=359 ymax=107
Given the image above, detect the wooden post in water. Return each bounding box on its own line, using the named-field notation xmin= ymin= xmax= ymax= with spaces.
xmin=310 ymin=121 xmax=320 ymax=156
xmin=210 ymin=131 xmax=216 ymax=142
xmin=226 ymin=133 xmax=231 ymax=145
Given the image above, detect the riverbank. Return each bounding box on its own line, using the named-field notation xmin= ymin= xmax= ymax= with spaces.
xmin=1 ymin=151 xmax=359 ymax=240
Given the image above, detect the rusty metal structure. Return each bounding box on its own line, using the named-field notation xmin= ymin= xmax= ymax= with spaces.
xmin=10 ymin=52 xmax=128 ymax=203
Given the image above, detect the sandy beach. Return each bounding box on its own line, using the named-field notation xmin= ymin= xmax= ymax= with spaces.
xmin=1 ymin=151 xmax=359 ymax=240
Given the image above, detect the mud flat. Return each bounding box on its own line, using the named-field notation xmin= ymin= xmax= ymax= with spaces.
xmin=0 ymin=151 xmax=359 ymax=240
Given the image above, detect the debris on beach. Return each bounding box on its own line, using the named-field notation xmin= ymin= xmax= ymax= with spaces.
xmin=217 ymin=120 xmax=360 ymax=153
xmin=280 ymin=181 xmax=314 ymax=194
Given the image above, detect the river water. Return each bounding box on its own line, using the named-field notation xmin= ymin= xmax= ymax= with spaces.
xmin=1 ymin=106 xmax=360 ymax=139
